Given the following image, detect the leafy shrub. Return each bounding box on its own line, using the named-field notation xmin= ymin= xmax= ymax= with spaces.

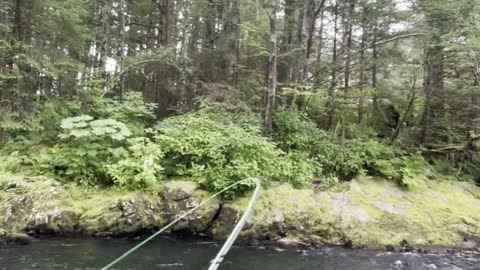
xmin=273 ymin=107 xmax=328 ymax=153
xmin=36 ymin=115 xmax=132 ymax=186
xmin=398 ymin=154 xmax=425 ymax=189
xmin=107 ymin=137 xmax=164 ymax=190
xmin=88 ymin=92 xmax=157 ymax=135
xmin=154 ymin=110 xmax=311 ymax=198
xmin=0 ymin=151 xmax=32 ymax=172
xmin=0 ymin=99 xmax=82 ymax=152
xmin=277 ymin=151 xmax=317 ymax=188
xmin=314 ymin=137 xmax=426 ymax=188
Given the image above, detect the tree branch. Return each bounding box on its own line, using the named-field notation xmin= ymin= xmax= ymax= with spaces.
xmin=421 ymin=134 xmax=480 ymax=154
xmin=307 ymin=32 xmax=425 ymax=82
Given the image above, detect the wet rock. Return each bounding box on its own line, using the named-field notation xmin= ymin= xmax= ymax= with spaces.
xmin=5 ymin=233 xmax=34 ymax=245
xmin=393 ymin=260 xmax=403 ymax=270
xmin=277 ymin=237 xmax=311 ymax=248
xmin=343 ymin=240 xmax=353 ymax=249
xmin=158 ymin=181 xmax=221 ymax=234
xmin=399 ymin=240 xmax=414 ymax=252
xmin=386 ymin=245 xmax=395 ymax=252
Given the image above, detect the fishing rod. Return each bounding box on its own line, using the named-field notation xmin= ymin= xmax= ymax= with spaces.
xmin=100 ymin=177 xmax=262 ymax=270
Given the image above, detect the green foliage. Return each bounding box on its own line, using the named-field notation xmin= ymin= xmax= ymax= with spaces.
xmin=154 ymin=110 xmax=311 ymax=198
xmin=0 ymin=151 xmax=32 ymax=173
xmin=399 ymin=154 xmax=426 ymax=189
xmin=273 ymin=107 xmax=329 ymax=153
xmin=272 ymin=108 xmax=425 ymax=188
xmin=86 ymin=92 xmax=157 ymax=135
xmin=36 ymin=115 xmax=132 ymax=186
xmin=107 ymin=137 xmax=164 ymax=190
xmin=59 ymin=115 xmax=132 ymax=141
xmin=278 ymin=151 xmax=316 ymax=188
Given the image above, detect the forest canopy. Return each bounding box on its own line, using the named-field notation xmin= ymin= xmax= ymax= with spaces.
xmin=1 ymin=0 xmax=480 ymax=197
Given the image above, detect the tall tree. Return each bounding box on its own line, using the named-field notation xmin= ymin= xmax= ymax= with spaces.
xmin=264 ymin=0 xmax=278 ymax=134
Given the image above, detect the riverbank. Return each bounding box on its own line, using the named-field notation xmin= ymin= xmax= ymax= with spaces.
xmin=1 ymin=174 xmax=480 ymax=250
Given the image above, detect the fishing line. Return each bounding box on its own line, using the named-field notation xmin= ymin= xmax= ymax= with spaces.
xmin=100 ymin=177 xmax=262 ymax=270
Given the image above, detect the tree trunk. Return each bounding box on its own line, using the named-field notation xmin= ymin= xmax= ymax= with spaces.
xmin=372 ymin=31 xmax=378 ymax=88
xmin=100 ymin=0 xmax=111 ymax=90
xmin=343 ymin=0 xmax=355 ymax=90
xmin=316 ymin=9 xmax=325 ymax=62
xmin=204 ymin=0 xmax=216 ymax=50
xmin=296 ymin=0 xmax=312 ymax=111
xmin=157 ymin=0 xmax=169 ymax=47
xmin=357 ymin=8 xmax=367 ymax=124
xmin=229 ymin=0 xmax=240 ymax=87
xmin=13 ymin=0 xmax=23 ymax=41
xmin=390 ymin=78 xmax=417 ymax=143
xmin=189 ymin=13 xmax=200 ymax=55
xmin=119 ymin=0 xmax=127 ymax=100
xmin=326 ymin=1 xmax=339 ymax=128
xmin=297 ymin=0 xmax=326 ymax=111
xmin=264 ymin=0 xmax=278 ymax=135
xmin=421 ymin=43 xmax=445 ymax=144
xmin=279 ymin=0 xmax=296 ymax=106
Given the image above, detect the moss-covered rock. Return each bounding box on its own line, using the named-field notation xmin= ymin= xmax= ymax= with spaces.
xmin=210 ymin=177 xmax=480 ymax=248
xmin=0 ymin=176 xmax=220 ymax=238
xmin=78 ymin=192 xmax=165 ymax=236
xmin=1 ymin=174 xmax=479 ymax=249
xmin=158 ymin=181 xmax=220 ymax=234
xmin=0 ymin=175 xmax=80 ymax=234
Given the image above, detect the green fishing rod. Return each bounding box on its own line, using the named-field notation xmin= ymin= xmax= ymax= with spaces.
xmin=100 ymin=177 xmax=262 ymax=270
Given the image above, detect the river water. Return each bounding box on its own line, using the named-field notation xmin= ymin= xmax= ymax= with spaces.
xmin=0 ymin=237 xmax=479 ymax=270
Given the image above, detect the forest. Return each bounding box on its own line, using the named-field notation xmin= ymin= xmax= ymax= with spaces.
xmin=1 ymin=0 xmax=480 ymax=197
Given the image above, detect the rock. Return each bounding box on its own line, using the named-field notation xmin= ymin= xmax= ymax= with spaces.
xmin=1 ymin=175 xmax=480 ymax=249
xmin=399 ymin=240 xmax=414 ymax=252
xmin=0 ymin=229 xmax=6 ymax=244
xmin=3 ymin=181 xmax=18 ymax=190
xmin=209 ymin=185 xmax=343 ymax=245
xmin=158 ymin=181 xmax=221 ymax=234
xmin=423 ymin=264 xmax=437 ymax=269
xmin=160 ymin=181 xmax=197 ymax=201
xmin=343 ymin=240 xmax=353 ymax=249
xmin=277 ymin=237 xmax=311 ymax=248
xmin=79 ymin=194 xmax=164 ymax=236
xmin=5 ymin=233 xmax=34 ymax=245
xmin=386 ymin=245 xmax=395 ymax=252
xmin=393 ymin=260 xmax=403 ymax=270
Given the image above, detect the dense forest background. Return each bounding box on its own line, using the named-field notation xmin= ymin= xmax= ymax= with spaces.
xmin=1 ymin=0 xmax=480 ymax=196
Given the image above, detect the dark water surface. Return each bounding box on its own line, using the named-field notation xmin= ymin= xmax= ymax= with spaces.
xmin=0 ymin=237 xmax=479 ymax=270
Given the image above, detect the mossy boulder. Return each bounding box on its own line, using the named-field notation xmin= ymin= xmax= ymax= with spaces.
xmin=78 ymin=192 xmax=165 ymax=236
xmin=158 ymin=181 xmax=221 ymax=234
xmin=210 ymin=177 xmax=480 ymax=248
xmin=0 ymin=175 xmax=80 ymax=234
xmin=1 ymin=174 xmax=479 ymax=249
xmin=0 ymin=176 xmax=220 ymax=238
xmin=209 ymin=184 xmax=343 ymax=244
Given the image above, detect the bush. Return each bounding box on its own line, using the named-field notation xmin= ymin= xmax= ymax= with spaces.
xmin=277 ymin=151 xmax=317 ymax=188
xmin=36 ymin=115 xmax=132 ymax=186
xmin=314 ymin=137 xmax=425 ymax=189
xmin=154 ymin=110 xmax=312 ymax=198
xmin=107 ymin=136 xmax=164 ymax=190
xmin=273 ymin=107 xmax=328 ymax=153
xmin=0 ymin=151 xmax=32 ymax=172
xmin=87 ymin=92 xmax=157 ymax=135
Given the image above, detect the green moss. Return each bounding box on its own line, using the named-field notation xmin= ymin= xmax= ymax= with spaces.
xmin=1 ymin=173 xmax=479 ymax=248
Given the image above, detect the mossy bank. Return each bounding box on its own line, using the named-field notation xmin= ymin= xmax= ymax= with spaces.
xmin=1 ymin=173 xmax=480 ymax=249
